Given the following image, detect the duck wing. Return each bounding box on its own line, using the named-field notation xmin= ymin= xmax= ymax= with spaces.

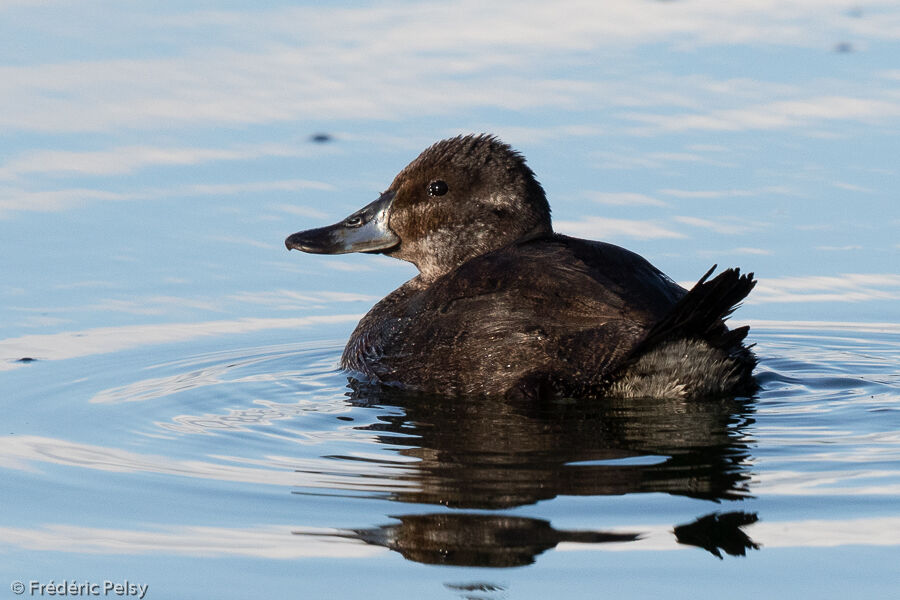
xmin=354 ymin=236 xmax=686 ymax=396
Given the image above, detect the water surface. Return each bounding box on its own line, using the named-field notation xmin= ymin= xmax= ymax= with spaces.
xmin=3 ymin=323 xmax=899 ymax=598
xmin=2 ymin=1 xmax=899 ymax=598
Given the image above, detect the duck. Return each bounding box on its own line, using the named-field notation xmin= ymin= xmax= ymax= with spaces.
xmin=285 ymin=134 xmax=757 ymax=400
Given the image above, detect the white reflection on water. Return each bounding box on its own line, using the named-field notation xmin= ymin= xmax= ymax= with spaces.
xmin=626 ymin=96 xmax=900 ymax=135
xmin=4 ymin=2 xmax=900 ymax=135
xmin=0 ymin=315 xmax=360 ymax=370
xmin=753 ymin=468 xmax=900 ymax=496
xmin=554 ymin=217 xmax=686 ymax=240
xmin=747 ymin=321 xmax=900 ymax=334
xmin=0 ymin=435 xmax=418 ymax=491
xmin=228 ymin=290 xmax=380 ymax=310
xmin=0 ymin=434 xmax=297 ymax=485
xmin=0 ymin=524 xmax=380 ymax=559
xmin=0 ymin=179 xmax=336 ymax=217
xmin=2 ymin=516 xmax=897 ymax=559
xmin=90 ymin=368 xmax=326 ymax=405
xmin=558 ymin=516 xmax=900 ymax=552
xmin=0 ymin=144 xmax=332 ymax=179
xmin=85 ymin=343 xmax=341 ymax=406
xmin=752 ymin=274 xmax=900 ymax=304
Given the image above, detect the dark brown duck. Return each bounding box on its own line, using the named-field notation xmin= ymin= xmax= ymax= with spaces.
xmin=285 ymin=134 xmax=757 ymax=400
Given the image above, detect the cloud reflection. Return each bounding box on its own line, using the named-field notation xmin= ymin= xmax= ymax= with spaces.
xmin=1 ymin=515 xmax=897 ymax=560
xmin=0 ymin=315 xmax=361 ymax=370
xmin=0 ymin=144 xmax=330 ymax=180
xmin=0 ymin=523 xmax=379 ymax=559
xmin=751 ymin=274 xmax=900 ymax=304
xmin=554 ymin=216 xmax=686 ymax=240
xmin=0 ymin=179 xmax=334 ymax=217
xmin=627 ymin=95 xmax=900 ymax=134
xmin=557 ymin=516 xmax=900 ymax=552
xmin=3 ymin=2 xmax=900 ymax=135
xmin=0 ymin=434 xmax=414 ymax=492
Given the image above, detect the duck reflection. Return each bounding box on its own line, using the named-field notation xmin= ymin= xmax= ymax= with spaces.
xmin=313 ymin=510 xmax=759 ymax=567
xmin=343 ymin=380 xmax=755 ymax=507
xmin=294 ymin=381 xmax=760 ymax=565
xmin=340 ymin=513 xmax=639 ymax=567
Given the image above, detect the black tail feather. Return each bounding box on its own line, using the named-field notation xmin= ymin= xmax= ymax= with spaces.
xmin=631 ymin=266 xmax=756 ymax=358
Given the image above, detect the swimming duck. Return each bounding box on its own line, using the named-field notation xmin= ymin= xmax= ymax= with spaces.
xmin=285 ymin=134 xmax=757 ymax=400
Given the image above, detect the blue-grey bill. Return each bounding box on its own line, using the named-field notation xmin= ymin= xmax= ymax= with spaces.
xmin=285 ymin=191 xmax=399 ymax=254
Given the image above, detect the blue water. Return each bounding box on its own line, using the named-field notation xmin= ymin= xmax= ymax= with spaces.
xmin=2 ymin=322 xmax=899 ymax=598
xmin=3 ymin=1 xmax=900 ymax=598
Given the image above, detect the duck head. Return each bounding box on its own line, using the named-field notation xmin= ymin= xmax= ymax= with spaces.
xmin=285 ymin=134 xmax=552 ymax=281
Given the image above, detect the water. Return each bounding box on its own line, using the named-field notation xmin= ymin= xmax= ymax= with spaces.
xmin=2 ymin=322 xmax=898 ymax=598
xmin=3 ymin=1 xmax=900 ymax=598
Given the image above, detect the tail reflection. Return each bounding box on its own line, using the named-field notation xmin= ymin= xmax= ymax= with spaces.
xmin=674 ymin=511 xmax=760 ymax=559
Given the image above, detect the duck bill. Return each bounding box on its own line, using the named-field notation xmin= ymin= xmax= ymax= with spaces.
xmin=285 ymin=191 xmax=399 ymax=254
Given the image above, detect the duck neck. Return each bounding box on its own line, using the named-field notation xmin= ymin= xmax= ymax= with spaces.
xmin=402 ymin=221 xmax=553 ymax=283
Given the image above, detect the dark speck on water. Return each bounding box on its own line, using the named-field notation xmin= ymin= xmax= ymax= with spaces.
xmin=310 ymin=133 xmax=333 ymax=143
xmin=16 ymin=357 xmax=37 ymax=363
xmin=834 ymin=42 xmax=854 ymax=53
xmin=444 ymin=583 xmax=507 ymax=593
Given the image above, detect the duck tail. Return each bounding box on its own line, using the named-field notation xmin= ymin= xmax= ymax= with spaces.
xmin=633 ymin=265 xmax=757 ymax=356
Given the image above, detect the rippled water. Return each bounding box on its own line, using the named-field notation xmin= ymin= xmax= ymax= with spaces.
xmin=3 ymin=322 xmax=898 ymax=598
xmin=3 ymin=2 xmax=900 ymax=596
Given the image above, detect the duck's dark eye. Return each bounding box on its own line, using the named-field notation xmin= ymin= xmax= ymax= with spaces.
xmin=428 ymin=180 xmax=448 ymax=197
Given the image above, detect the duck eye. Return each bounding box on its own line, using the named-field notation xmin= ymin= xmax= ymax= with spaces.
xmin=428 ymin=180 xmax=448 ymax=197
